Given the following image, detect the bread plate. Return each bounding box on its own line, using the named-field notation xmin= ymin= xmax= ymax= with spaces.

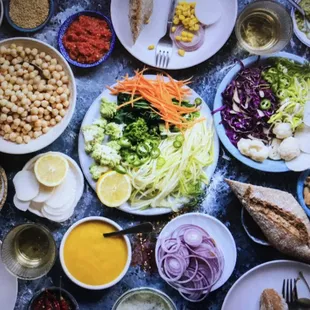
xmin=213 ymin=52 xmax=308 ymax=173
xmin=222 ymin=260 xmax=310 ymax=310
xmin=0 ymin=38 xmax=76 ymax=154
xmin=78 ymin=75 xmax=219 ymax=216
xmin=110 ymin=0 xmax=237 ymax=70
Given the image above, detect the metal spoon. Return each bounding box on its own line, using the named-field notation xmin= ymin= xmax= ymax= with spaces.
xmin=103 ymin=222 xmax=154 ymax=238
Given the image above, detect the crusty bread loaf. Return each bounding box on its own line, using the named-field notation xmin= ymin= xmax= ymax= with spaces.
xmin=129 ymin=0 xmax=153 ymax=43
xmin=226 ymin=179 xmax=310 ymax=262
xmin=260 ymin=289 xmax=288 ymax=310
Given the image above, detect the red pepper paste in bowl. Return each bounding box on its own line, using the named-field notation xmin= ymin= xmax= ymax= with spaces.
xmin=62 ymin=15 xmax=112 ymax=64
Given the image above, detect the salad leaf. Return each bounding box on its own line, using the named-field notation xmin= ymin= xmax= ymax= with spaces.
xmin=262 ymin=58 xmax=310 ymax=131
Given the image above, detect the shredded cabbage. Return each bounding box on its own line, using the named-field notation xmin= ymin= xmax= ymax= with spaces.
xmin=127 ymin=121 xmax=214 ymax=211
xmin=262 ymin=58 xmax=310 ymax=131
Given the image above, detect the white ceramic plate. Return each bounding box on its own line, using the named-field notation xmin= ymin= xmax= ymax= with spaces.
xmin=291 ymin=3 xmax=310 ymax=48
xmin=78 ymin=74 xmax=219 ymax=216
xmin=0 ymin=241 xmax=18 ymax=310
xmin=155 ymin=213 xmax=237 ymax=293
xmin=222 ymin=260 xmax=310 ymax=310
xmin=110 ymin=0 xmax=238 ymax=70
xmin=0 ymin=38 xmax=77 ymax=154
xmin=22 ymin=152 xmax=84 ymax=222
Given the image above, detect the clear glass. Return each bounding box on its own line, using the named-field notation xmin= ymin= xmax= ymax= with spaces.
xmin=235 ymin=0 xmax=293 ymax=55
xmin=112 ymin=287 xmax=177 ymax=310
xmin=1 ymin=223 xmax=56 ymax=280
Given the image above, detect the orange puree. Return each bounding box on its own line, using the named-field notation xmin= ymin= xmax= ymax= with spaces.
xmin=64 ymin=221 xmax=128 ymax=286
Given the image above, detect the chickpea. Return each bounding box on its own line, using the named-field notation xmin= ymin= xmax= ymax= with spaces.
xmin=31 ymin=107 xmax=39 ymax=115
xmin=49 ymin=96 xmax=56 ymax=104
xmin=28 ymin=131 xmax=34 ymax=138
xmin=55 ymin=115 xmax=62 ymax=123
xmin=3 ymin=133 xmax=9 ymax=140
xmin=13 ymin=85 xmax=20 ymax=91
xmin=34 ymin=120 xmax=42 ymax=127
xmin=37 ymin=83 xmax=45 ymax=92
xmin=31 ymin=115 xmax=38 ymax=122
xmin=28 ymin=65 xmax=34 ymax=72
xmin=53 ymin=72 xmax=61 ymax=80
xmin=13 ymin=118 xmax=21 ymax=126
xmin=11 ymin=105 xmax=18 ymax=113
xmin=56 ymin=103 xmax=63 ymax=110
xmin=44 ymin=115 xmax=51 ymax=121
xmin=15 ymin=136 xmax=23 ymax=144
xmin=25 ymin=48 xmax=31 ymax=55
xmin=34 ymin=131 xmax=42 ymax=138
xmin=4 ymin=124 xmax=11 ymax=133
xmin=21 ymin=111 xmax=28 ymax=118
xmin=56 ymin=80 xmax=63 ymax=87
xmin=46 ymin=84 xmax=53 ymax=91
xmin=56 ymin=87 xmax=64 ymax=95
xmin=42 ymin=127 xmax=49 ymax=134
xmin=52 ymin=109 xmax=59 ymax=116
xmin=7 ymin=116 xmax=13 ymax=123
xmin=38 ymin=107 xmax=44 ymax=115
xmin=50 ymin=119 xmax=56 ymax=126
xmin=23 ymin=135 xmax=31 ymax=143
xmin=63 ymin=100 xmax=69 ymax=108
xmin=48 ymin=65 xmax=56 ymax=72
xmin=48 ymin=78 xmax=56 ymax=85
xmin=9 ymin=132 xmax=17 ymax=141
xmin=2 ymin=107 xmax=9 ymax=113
xmin=42 ymin=62 xmax=48 ymax=69
xmin=39 ymin=52 xmax=46 ymax=59
xmin=41 ymin=100 xmax=48 ymax=108
xmin=0 ymin=114 xmax=7 ymax=122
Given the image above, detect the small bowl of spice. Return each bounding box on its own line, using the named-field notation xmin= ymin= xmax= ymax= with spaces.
xmin=112 ymin=287 xmax=177 ymax=310
xmin=28 ymin=287 xmax=79 ymax=310
xmin=58 ymin=11 xmax=115 ymax=68
xmin=5 ymin=0 xmax=54 ymax=33
xmin=297 ymin=169 xmax=310 ymax=216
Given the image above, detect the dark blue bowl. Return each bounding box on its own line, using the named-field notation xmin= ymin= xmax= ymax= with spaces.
xmin=57 ymin=11 xmax=116 ymax=68
xmin=5 ymin=0 xmax=54 ymax=33
xmin=297 ymin=169 xmax=310 ymax=217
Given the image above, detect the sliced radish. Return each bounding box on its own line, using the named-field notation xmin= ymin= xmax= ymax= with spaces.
xmin=29 ymin=201 xmax=44 ymax=212
xmin=45 ymin=169 xmax=76 ymax=209
xmin=13 ymin=171 xmax=39 ymax=201
xmin=32 ymin=184 xmax=55 ymax=203
xmin=286 ymin=153 xmax=310 ymax=171
xmin=13 ymin=195 xmax=30 ymax=212
xmin=42 ymin=204 xmax=74 ymax=222
xmin=172 ymin=25 xmax=205 ymax=52
xmin=304 ymin=101 xmax=310 ymax=126
xmin=295 ymin=125 xmax=310 ymax=154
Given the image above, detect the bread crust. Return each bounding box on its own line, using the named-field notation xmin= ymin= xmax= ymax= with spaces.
xmin=260 ymin=289 xmax=288 ymax=310
xmin=226 ymin=179 xmax=310 ymax=262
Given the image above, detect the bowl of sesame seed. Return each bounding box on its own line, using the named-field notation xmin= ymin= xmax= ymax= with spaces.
xmin=5 ymin=0 xmax=54 ymax=33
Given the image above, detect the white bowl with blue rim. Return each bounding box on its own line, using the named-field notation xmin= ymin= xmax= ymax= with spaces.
xmin=213 ymin=52 xmax=307 ymax=173
xmin=297 ymin=169 xmax=310 ymax=217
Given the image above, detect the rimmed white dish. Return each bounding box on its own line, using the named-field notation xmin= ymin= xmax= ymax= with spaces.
xmin=291 ymin=2 xmax=310 ymax=47
xmin=0 ymin=241 xmax=18 ymax=310
xmin=0 ymin=0 xmax=3 ymax=28
xmin=78 ymin=74 xmax=219 ymax=216
xmin=155 ymin=213 xmax=237 ymax=294
xmin=0 ymin=38 xmax=77 ymax=154
xmin=20 ymin=152 xmax=84 ymax=222
xmin=59 ymin=216 xmax=132 ymax=290
xmin=222 ymin=260 xmax=310 ymax=310
xmin=110 ymin=0 xmax=238 ymax=70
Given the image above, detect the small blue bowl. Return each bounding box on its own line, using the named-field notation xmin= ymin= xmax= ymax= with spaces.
xmin=213 ymin=51 xmax=308 ymax=173
xmin=5 ymin=0 xmax=54 ymax=33
xmin=297 ymin=169 xmax=310 ymax=217
xmin=58 ymin=11 xmax=116 ymax=68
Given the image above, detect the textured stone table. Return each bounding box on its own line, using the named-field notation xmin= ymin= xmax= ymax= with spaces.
xmin=0 ymin=0 xmax=309 ymax=309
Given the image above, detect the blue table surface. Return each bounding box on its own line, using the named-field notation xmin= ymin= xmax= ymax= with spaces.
xmin=0 ymin=0 xmax=309 ymax=309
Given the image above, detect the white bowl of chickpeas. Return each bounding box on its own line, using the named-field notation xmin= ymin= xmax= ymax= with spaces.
xmin=0 ymin=38 xmax=76 ymax=154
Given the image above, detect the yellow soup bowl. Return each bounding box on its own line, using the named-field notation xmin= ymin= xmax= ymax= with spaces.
xmin=60 ymin=216 xmax=131 ymax=290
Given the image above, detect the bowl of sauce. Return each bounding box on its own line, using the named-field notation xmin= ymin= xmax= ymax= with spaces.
xmin=112 ymin=287 xmax=177 ymax=310
xmin=60 ymin=216 xmax=131 ymax=290
xmin=58 ymin=11 xmax=116 ymax=68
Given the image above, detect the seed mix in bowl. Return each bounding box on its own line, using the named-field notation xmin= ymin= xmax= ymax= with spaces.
xmin=0 ymin=43 xmax=70 ymax=144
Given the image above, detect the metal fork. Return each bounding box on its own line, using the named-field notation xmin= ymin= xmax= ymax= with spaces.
xmin=282 ymin=278 xmax=299 ymax=306
xmin=155 ymin=0 xmax=176 ymax=68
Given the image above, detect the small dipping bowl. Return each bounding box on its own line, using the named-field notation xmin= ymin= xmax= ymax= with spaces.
xmin=0 ymin=166 xmax=8 ymax=210
xmin=112 ymin=287 xmax=177 ymax=310
xmin=58 ymin=11 xmax=116 ymax=68
xmin=60 ymin=216 xmax=131 ymax=290
xmin=1 ymin=223 xmax=57 ymax=280
xmin=297 ymin=169 xmax=310 ymax=217
xmin=5 ymin=0 xmax=54 ymax=33
xmin=28 ymin=287 xmax=79 ymax=310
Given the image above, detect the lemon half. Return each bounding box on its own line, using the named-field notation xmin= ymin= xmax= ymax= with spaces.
xmin=96 ymin=171 xmax=132 ymax=208
xmin=34 ymin=154 xmax=69 ymax=187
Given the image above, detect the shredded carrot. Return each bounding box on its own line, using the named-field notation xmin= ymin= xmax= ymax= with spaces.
xmin=108 ymin=69 xmax=205 ymax=129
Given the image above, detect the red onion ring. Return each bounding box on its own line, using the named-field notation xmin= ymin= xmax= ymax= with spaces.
xmin=171 ymin=25 xmax=205 ymax=52
xmin=156 ymin=224 xmax=224 ymax=302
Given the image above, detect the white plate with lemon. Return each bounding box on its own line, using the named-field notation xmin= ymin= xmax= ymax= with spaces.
xmin=111 ymin=0 xmax=238 ymax=70
xmin=13 ymin=152 xmax=84 ymax=222
xmin=78 ymin=74 xmax=219 ymax=216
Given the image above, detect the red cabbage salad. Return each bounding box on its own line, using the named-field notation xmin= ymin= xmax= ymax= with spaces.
xmin=214 ymin=58 xmax=310 ymax=171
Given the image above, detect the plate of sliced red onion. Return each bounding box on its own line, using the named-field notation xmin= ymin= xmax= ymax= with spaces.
xmin=155 ymin=213 xmax=237 ymax=303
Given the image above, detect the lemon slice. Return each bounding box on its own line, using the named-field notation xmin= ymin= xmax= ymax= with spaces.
xmin=96 ymin=171 xmax=132 ymax=207
xmin=34 ymin=154 xmax=69 ymax=187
